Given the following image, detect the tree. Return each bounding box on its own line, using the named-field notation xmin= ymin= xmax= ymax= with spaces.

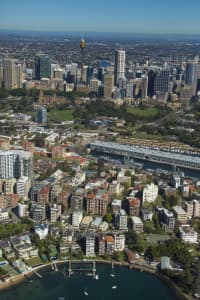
xmin=104 ymin=212 xmax=113 ymax=224
xmin=143 ymin=221 xmax=155 ymax=234
xmin=154 ymin=195 xmax=163 ymax=207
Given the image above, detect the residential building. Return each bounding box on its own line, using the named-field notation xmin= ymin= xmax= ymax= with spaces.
xmin=172 ymin=206 xmax=187 ymax=223
xmin=143 ymin=183 xmax=158 ymax=203
xmin=16 ymin=176 xmax=31 ymax=199
xmin=0 ymin=209 xmax=9 ymax=222
xmin=179 ymin=225 xmax=197 ymax=244
xmin=128 ymin=198 xmax=140 ymax=216
xmin=71 ymin=210 xmax=83 ymax=228
xmin=114 ymin=234 xmax=125 ymax=252
xmin=30 ymin=202 xmax=46 ymax=222
xmin=86 ymin=189 xmax=109 ymax=216
xmin=184 ymin=201 xmax=193 ymax=219
xmin=105 ymin=235 xmax=115 ymax=255
xmin=0 ymin=150 xmax=33 ymax=180
xmin=0 ymin=194 xmax=19 ymax=209
xmin=50 ymin=204 xmax=61 ymax=222
xmin=111 ymin=199 xmax=121 ymax=215
xmin=4 ymin=178 xmax=16 ymax=194
xmin=18 ymin=203 xmax=28 ymax=218
xmin=85 ymin=233 xmax=95 ymax=257
xmin=141 ymin=209 xmax=153 ymax=221
xmin=70 ymin=192 xmax=83 ymax=211
xmin=157 ymin=207 xmax=175 ymax=233
xmin=193 ymin=200 xmax=200 ymax=217
xmin=98 ymin=235 xmax=106 ymax=256
xmin=115 ymin=209 xmax=128 ymax=231
xmin=131 ymin=216 xmax=143 ymax=234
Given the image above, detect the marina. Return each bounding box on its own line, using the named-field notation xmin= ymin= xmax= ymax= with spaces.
xmin=0 ymin=263 xmax=178 ymax=300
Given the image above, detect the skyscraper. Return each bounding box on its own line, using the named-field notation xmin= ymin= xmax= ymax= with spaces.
xmin=35 ymin=53 xmax=51 ymax=80
xmin=104 ymin=73 xmax=114 ymax=98
xmin=185 ymin=59 xmax=198 ymax=95
xmin=141 ymin=75 xmax=148 ymax=99
xmin=154 ymin=69 xmax=170 ymax=95
xmin=15 ymin=64 xmax=22 ymax=88
xmin=114 ymin=49 xmax=126 ymax=85
xmin=3 ymin=58 xmax=17 ymax=89
xmin=37 ymin=107 xmax=47 ymax=124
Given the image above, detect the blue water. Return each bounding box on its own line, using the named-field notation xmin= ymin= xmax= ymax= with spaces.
xmin=0 ymin=264 xmax=177 ymax=300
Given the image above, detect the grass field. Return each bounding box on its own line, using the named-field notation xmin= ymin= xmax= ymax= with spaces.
xmin=127 ymin=107 xmax=160 ymax=117
xmin=47 ymin=109 xmax=74 ymax=122
xmin=25 ymin=256 xmax=43 ymax=267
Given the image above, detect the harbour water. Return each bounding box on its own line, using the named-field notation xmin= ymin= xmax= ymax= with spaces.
xmin=0 ymin=264 xmax=177 ymax=300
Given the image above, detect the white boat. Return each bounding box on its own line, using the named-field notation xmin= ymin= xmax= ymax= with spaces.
xmin=95 ymin=274 xmax=99 ymax=280
xmin=84 ymin=289 xmax=88 ymax=296
xmin=110 ymin=273 xmax=115 ymax=277
xmin=112 ymin=285 xmax=117 ymax=289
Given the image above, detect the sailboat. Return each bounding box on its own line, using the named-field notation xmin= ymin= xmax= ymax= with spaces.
xmin=110 ymin=261 xmax=115 ymax=277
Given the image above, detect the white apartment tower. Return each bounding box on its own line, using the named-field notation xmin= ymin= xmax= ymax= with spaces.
xmin=0 ymin=150 xmax=33 ymax=180
xmin=114 ymin=49 xmax=126 ymax=85
xmin=143 ymin=183 xmax=158 ymax=204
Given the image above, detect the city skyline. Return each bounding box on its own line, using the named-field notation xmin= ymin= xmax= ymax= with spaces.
xmin=1 ymin=0 xmax=200 ymax=35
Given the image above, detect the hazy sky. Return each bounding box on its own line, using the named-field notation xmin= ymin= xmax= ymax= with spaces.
xmin=0 ymin=0 xmax=200 ymax=34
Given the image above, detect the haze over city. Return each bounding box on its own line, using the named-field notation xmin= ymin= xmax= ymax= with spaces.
xmin=1 ymin=0 xmax=200 ymax=35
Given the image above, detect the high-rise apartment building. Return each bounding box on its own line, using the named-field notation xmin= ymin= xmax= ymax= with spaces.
xmin=114 ymin=49 xmax=126 ymax=85
xmin=0 ymin=150 xmax=33 ymax=180
xmin=35 ymin=53 xmax=51 ymax=80
xmin=85 ymin=233 xmax=95 ymax=257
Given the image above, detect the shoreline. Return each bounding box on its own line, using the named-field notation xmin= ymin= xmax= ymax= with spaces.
xmin=0 ymin=259 xmax=193 ymax=299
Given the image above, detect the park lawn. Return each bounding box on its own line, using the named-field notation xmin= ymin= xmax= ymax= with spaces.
xmin=127 ymin=107 xmax=160 ymax=117
xmin=47 ymin=109 xmax=74 ymax=122
xmin=25 ymin=256 xmax=43 ymax=267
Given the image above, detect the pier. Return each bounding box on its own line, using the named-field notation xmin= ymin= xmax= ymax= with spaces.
xmin=68 ymin=261 xmax=96 ymax=278
xmin=33 ymin=270 xmax=42 ymax=279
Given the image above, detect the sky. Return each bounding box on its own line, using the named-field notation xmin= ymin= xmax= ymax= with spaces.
xmin=0 ymin=0 xmax=200 ymax=35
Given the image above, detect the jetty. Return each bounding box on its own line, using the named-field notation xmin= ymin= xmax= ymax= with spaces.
xmin=68 ymin=261 xmax=96 ymax=278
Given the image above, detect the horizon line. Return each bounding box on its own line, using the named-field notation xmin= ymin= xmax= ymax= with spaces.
xmin=1 ymin=28 xmax=200 ymax=37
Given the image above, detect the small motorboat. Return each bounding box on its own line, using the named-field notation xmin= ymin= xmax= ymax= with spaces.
xmin=112 ymin=286 xmax=117 ymax=289
xmin=84 ymin=289 xmax=88 ymax=296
